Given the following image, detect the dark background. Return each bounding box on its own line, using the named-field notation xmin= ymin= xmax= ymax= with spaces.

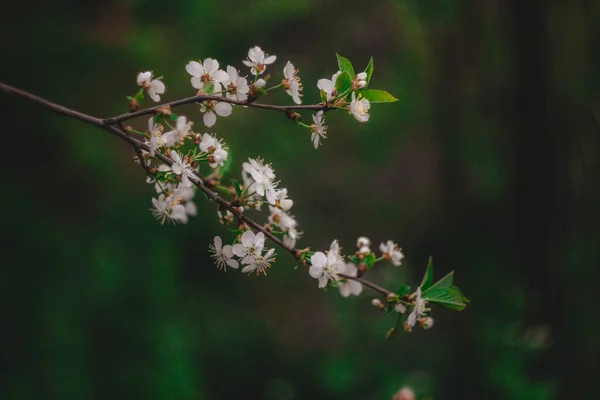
xmin=1 ymin=0 xmax=599 ymax=398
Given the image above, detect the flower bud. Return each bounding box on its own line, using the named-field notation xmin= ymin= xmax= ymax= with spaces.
xmin=356 ymin=236 xmax=371 ymax=248
xmin=356 ymin=80 xmax=367 ymax=89
xmin=357 ymin=246 xmax=371 ymax=255
xmin=394 ymin=303 xmax=407 ymax=314
xmin=371 ymin=298 xmax=384 ymax=310
xmin=254 ymin=79 xmax=267 ymax=89
xmin=386 ymin=327 xmax=396 ymax=339
xmin=386 ymin=292 xmax=397 ymax=302
xmin=128 ymin=98 xmax=140 ymax=111
xmin=356 ymin=72 xmax=367 ymax=81
xmin=419 ymin=316 xmax=434 ymax=330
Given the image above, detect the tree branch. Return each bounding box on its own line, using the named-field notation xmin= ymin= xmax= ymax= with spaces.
xmin=1 ymin=80 xmax=392 ymax=298
xmin=104 ymin=93 xmax=329 ymax=124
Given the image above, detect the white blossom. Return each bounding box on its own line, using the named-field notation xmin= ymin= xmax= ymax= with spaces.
xmin=223 ymin=66 xmax=249 ymax=101
xmin=243 ymin=158 xmax=277 ymax=204
xmin=405 ymin=287 xmax=428 ymax=331
xmin=379 ymin=240 xmax=404 ymax=266
xmin=232 ymin=231 xmax=265 ymax=265
xmin=209 ymin=236 xmax=239 ymax=270
xmin=338 ymin=263 xmax=363 ymax=297
xmin=137 ymin=71 xmax=166 ymax=102
xmin=242 ymin=46 xmax=276 ymax=75
xmin=309 ymin=240 xmax=344 ymax=288
xmin=200 ymin=100 xmax=232 ymax=127
xmin=185 ymin=58 xmax=229 ymax=93
xmin=150 ymin=194 xmax=186 ymax=225
xmin=163 ymin=116 xmax=193 ymax=147
xmin=170 ymin=151 xmax=194 ymax=187
xmin=242 ymin=248 xmax=276 ymax=275
xmin=199 ymin=133 xmax=229 ymax=168
xmin=273 ymin=188 xmax=293 ymax=211
xmin=317 ymin=71 xmax=341 ymax=100
xmin=145 ymin=117 xmax=164 ymax=155
xmin=282 ymin=61 xmax=302 ymax=104
xmin=310 ymin=111 xmax=327 ymax=149
xmin=395 ymin=303 xmax=407 ymax=314
xmin=349 ymin=92 xmax=370 ymax=122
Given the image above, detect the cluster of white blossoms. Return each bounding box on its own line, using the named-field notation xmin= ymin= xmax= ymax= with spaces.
xmin=126 ymin=46 xmax=462 ymax=336
xmin=209 ymin=231 xmax=277 ymax=275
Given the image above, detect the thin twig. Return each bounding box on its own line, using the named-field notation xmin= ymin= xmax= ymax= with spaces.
xmin=104 ymin=94 xmax=329 ymax=124
xmin=1 ymin=80 xmax=392 ymax=297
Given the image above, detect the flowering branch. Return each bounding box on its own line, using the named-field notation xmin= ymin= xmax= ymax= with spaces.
xmin=1 ymin=46 xmax=469 ymax=336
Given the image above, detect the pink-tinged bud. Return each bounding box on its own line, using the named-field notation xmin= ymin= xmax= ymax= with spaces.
xmin=356 ymin=80 xmax=367 ymax=89
xmin=357 ymin=246 xmax=371 ymax=255
xmin=392 ymin=387 xmax=416 ymax=400
xmin=371 ymin=298 xmax=384 ymax=309
xmin=356 ymin=72 xmax=367 ymax=81
xmin=128 ymin=98 xmax=140 ymax=112
xmin=419 ymin=317 xmax=434 ymax=330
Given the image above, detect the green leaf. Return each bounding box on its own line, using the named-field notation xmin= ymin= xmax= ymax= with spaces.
xmin=422 ymin=271 xmax=454 ymax=296
xmin=336 ymin=54 xmax=355 ymax=78
xmin=364 ymin=57 xmax=374 ymax=86
xmin=203 ymin=82 xmax=215 ymax=94
xmin=420 ymin=256 xmax=434 ymax=290
xmin=364 ymin=253 xmax=376 ymax=269
xmin=361 ymin=89 xmax=398 ymax=103
xmin=126 ymin=96 xmax=134 ymax=100
xmin=169 ymin=113 xmax=178 ymax=121
xmin=319 ymin=89 xmax=328 ymax=102
xmin=395 ymin=284 xmax=411 ymax=297
xmin=335 ymin=72 xmax=352 ymax=94
xmin=231 ymin=179 xmax=242 ymax=197
xmin=450 ymin=284 xmax=470 ymax=304
xmin=422 ymin=287 xmax=467 ymax=311
xmin=349 ymin=255 xmax=360 ymax=265
xmin=135 ymin=92 xmax=145 ymax=101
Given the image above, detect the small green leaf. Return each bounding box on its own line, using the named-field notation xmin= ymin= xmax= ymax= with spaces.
xmin=422 ymin=271 xmax=454 ymax=297
xmin=396 ymin=284 xmax=411 ymax=297
xmin=319 ymin=89 xmax=328 ymax=102
xmin=423 ymin=287 xmax=467 ymax=311
xmin=231 ymin=179 xmax=242 ymax=197
xmin=420 ymin=256 xmax=434 ymax=290
xmin=361 ymin=89 xmax=398 ymax=103
xmin=335 ymin=72 xmax=352 ymax=94
xmin=336 ymin=54 xmax=355 ymax=78
xmin=203 ymin=82 xmax=215 ymax=94
xmin=135 ymin=92 xmax=145 ymax=101
xmin=364 ymin=57 xmax=374 ymax=85
xmin=154 ymin=114 xmax=162 ymax=123
xmin=450 ymin=284 xmax=470 ymax=303
xmin=169 ymin=113 xmax=178 ymax=121
xmin=126 ymin=96 xmax=134 ymax=100
xmin=302 ymin=251 xmax=315 ymax=261
xmin=364 ymin=253 xmax=376 ymax=269
xmin=349 ymin=255 xmax=360 ymax=265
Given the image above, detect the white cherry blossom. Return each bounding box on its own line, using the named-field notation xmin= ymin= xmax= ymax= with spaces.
xmin=199 ymin=133 xmax=229 ymax=168
xmin=349 ymin=92 xmax=370 ymax=122
xmin=310 ymin=111 xmax=327 ymax=149
xmin=379 ymin=240 xmax=404 ymax=266
xmin=163 ymin=116 xmax=193 ymax=147
xmin=282 ymin=61 xmax=302 ymax=104
xmin=200 ymin=100 xmax=232 ymax=127
xmin=338 ymin=263 xmax=363 ymax=297
xmin=317 ymin=71 xmax=341 ymax=100
xmin=137 ymin=71 xmax=166 ymax=102
xmin=145 ymin=117 xmax=164 ymax=155
xmin=150 ymin=194 xmax=186 ymax=225
xmin=242 ymin=248 xmax=276 ymax=275
xmin=273 ymin=188 xmax=293 ymax=210
xmin=242 ymin=46 xmax=276 ymax=75
xmin=232 ymin=231 xmax=265 ymax=265
xmin=405 ymin=287 xmax=428 ymax=331
xmin=209 ymin=236 xmax=239 ymax=270
xmin=223 ymin=66 xmax=249 ymax=101
xmin=309 ymin=240 xmax=344 ymax=288
xmin=185 ymin=58 xmax=228 ymax=93
xmin=170 ymin=151 xmax=194 ymax=187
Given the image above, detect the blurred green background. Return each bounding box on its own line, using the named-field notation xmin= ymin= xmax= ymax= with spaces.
xmin=1 ymin=0 xmax=599 ymax=398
